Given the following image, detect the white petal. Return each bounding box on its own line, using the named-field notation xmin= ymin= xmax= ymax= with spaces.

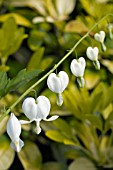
xmin=55 ymin=0 xmax=76 ymax=16
xmin=7 ymin=113 xmax=21 ymax=142
xmin=22 ymin=97 xmax=37 ymax=121
xmin=56 ymin=93 xmax=63 ymax=106
xmin=58 ymin=71 xmax=69 ymax=92
xmin=47 ymin=73 xmax=62 ymax=93
xmin=36 ymin=96 xmax=51 ymax=119
xmin=70 ymin=57 xmax=86 ymax=77
xmin=78 ymin=57 xmax=86 ymax=71
xmin=10 ymin=138 xmax=24 ymax=152
xmin=86 ymin=47 xmax=98 ymax=61
xmin=35 ymin=121 xmax=41 ymax=134
xmin=44 ymin=115 xmax=59 ymax=121
xmin=32 ymin=16 xmax=45 ymax=23
xmin=19 ymin=120 xmax=32 ymax=124
xmin=100 ymin=31 xmax=105 ymax=42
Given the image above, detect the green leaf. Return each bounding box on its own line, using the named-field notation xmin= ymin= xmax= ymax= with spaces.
xmin=18 ymin=141 xmax=42 ymax=170
xmin=65 ymin=149 xmax=86 ymax=159
xmin=42 ymin=162 xmax=67 ymax=170
xmin=28 ymin=30 xmax=45 ymax=51
xmin=0 ymin=116 xmax=9 ymax=135
xmin=63 ymin=85 xmax=85 ymax=120
xmin=85 ymin=70 xmax=100 ymax=90
xmin=46 ymin=130 xmax=76 ymax=145
xmin=0 ymin=71 xmax=9 ymax=97
xmin=53 ymin=118 xmax=75 ymax=139
xmin=46 ymin=130 xmax=66 ymax=143
xmin=65 ymin=20 xmax=88 ymax=33
xmin=6 ymin=27 xmax=27 ymax=56
xmin=40 ymin=57 xmax=54 ymax=70
xmin=27 ymin=47 xmax=45 ymax=70
xmin=104 ymin=111 xmax=113 ymax=133
xmin=0 ymin=13 xmax=32 ymax=27
xmin=68 ymin=158 xmax=96 ymax=170
xmin=70 ymin=120 xmax=97 ymax=152
xmin=101 ymin=59 xmax=113 ymax=74
xmin=0 ymin=0 xmax=4 ymax=6
xmin=85 ymin=114 xmax=103 ymax=131
xmin=90 ymin=83 xmax=104 ymax=113
xmin=6 ymin=69 xmax=41 ymax=92
xmin=0 ymin=17 xmax=27 ymax=63
xmin=0 ymin=136 xmax=15 ymax=170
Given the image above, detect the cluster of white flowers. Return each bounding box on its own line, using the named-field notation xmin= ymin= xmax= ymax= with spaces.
xmin=6 ymin=30 xmax=106 ymax=152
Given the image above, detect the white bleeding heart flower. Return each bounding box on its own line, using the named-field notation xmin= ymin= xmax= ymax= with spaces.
xmin=94 ymin=31 xmax=106 ymax=51
xmin=70 ymin=57 xmax=86 ymax=77
xmin=6 ymin=113 xmax=24 ymax=152
xmin=70 ymin=57 xmax=86 ymax=87
xmin=86 ymin=47 xmax=98 ymax=61
xmin=20 ymin=96 xmax=59 ymax=134
xmin=86 ymin=47 xmax=100 ymax=70
xmin=94 ymin=31 xmax=105 ymax=43
xmin=47 ymin=71 xmax=69 ymax=106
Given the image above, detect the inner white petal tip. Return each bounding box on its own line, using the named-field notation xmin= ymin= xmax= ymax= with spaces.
xmin=44 ymin=115 xmax=59 ymax=121
xmin=10 ymin=139 xmax=24 ymax=152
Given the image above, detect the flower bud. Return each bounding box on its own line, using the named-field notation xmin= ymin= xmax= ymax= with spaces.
xmin=107 ymin=23 xmax=113 ymax=39
xmin=7 ymin=113 xmax=24 ymax=152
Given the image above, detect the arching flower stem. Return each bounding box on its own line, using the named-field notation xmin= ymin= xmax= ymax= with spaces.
xmin=0 ymin=13 xmax=112 ymax=122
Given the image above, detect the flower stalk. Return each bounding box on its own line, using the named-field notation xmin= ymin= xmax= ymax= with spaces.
xmin=0 ymin=13 xmax=112 ymax=122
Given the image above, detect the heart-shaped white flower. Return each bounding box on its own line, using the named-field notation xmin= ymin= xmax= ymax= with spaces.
xmin=47 ymin=71 xmax=69 ymax=93
xmin=86 ymin=47 xmax=99 ymax=61
xmin=70 ymin=57 xmax=86 ymax=77
xmin=86 ymin=47 xmax=100 ymax=70
xmin=94 ymin=31 xmax=105 ymax=43
xmin=20 ymin=96 xmax=58 ymax=134
xmin=47 ymin=71 xmax=69 ymax=106
xmin=7 ymin=113 xmax=24 ymax=152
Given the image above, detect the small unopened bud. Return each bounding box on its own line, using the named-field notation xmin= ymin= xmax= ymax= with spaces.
xmin=107 ymin=24 xmax=113 ymax=39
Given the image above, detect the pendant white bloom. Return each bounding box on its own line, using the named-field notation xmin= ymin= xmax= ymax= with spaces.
xmin=70 ymin=57 xmax=86 ymax=77
xmin=70 ymin=57 xmax=86 ymax=87
xmin=86 ymin=47 xmax=100 ymax=70
xmin=6 ymin=113 xmax=24 ymax=152
xmin=86 ymin=47 xmax=98 ymax=61
xmin=94 ymin=31 xmax=106 ymax=51
xmin=94 ymin=31 xmax=105 ymax=43
xmin=47 ymin=71 xmax=69 ymax=106
xmin=20 ymin=96 xmax=59 ymax=134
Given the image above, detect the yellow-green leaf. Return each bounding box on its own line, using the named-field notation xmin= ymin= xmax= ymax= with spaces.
xmin=18 ymin=141 xmax=42 ymax=170
xmin=0 ymin=136 xmax=15 ymax=170
xmin=42 ymin=162 xmax=67 ymax=170
xmin=68 ymin=158 xmax=96 ymax=170
xmin=0 ymin=116 xmax=9 ymax=135
xmin=65 ymin=20 xmax=88 ymax=33
xmin=0 ymin=13 xmax=32 ymax=27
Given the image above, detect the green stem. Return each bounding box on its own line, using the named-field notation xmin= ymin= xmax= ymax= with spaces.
xmin=0 ymin=14 xmax=112 ymax=121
